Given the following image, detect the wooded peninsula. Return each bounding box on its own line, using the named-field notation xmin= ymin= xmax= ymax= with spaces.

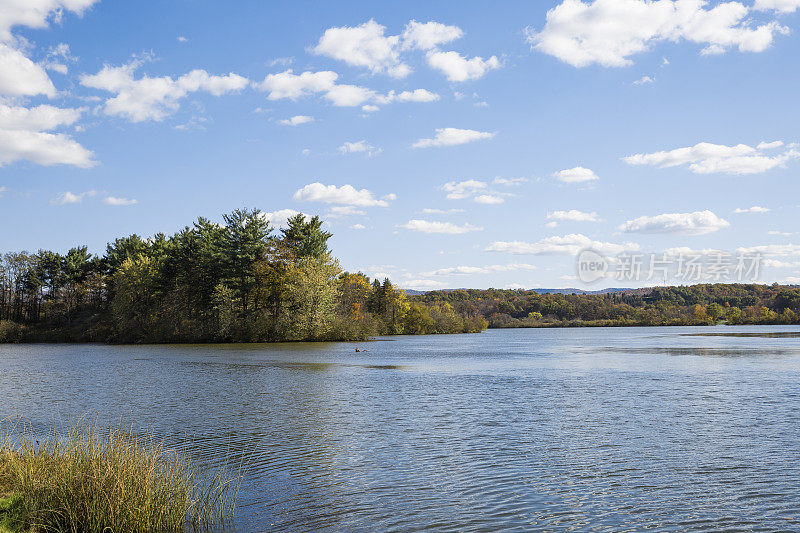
xmin=1 ymin=208 xmax=798 ymax=343
xmin=0 ymin=209 xmax=487 ymax=343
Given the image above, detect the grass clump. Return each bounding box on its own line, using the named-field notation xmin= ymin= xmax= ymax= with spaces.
xmin=0 ymin=417 xmax=237 ymax=532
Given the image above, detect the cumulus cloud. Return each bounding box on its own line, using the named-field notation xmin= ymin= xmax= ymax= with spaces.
xmin=488 ymin=234 xmax=639 ymax=255
xmin=527 ymin=0 xmax=790 ymax=68
xmin=338 ymin=140 xmax=381 ymax=156
xmin=399 ymin=219 xmax=483 ymax=234
xmin=412 ymin=127 xmax=495 ymax=148
xmin=375 ymin=88 xmax=440 ymax=103
xmin=547 ymin=209 xmax=601 ymax=223
xmin=474 ymin=194 xmax=505 ymax=204
xmin=263 ymin=208 xmax=304 ymax=228
xmin=80 ymin=60 xmax=248 ymax=122
xmin=257 ymin=69 xmax=338 ymax=100
xmin=754 ymin=0 xmax=800 ymax=12
xmin=0 ymin=104 xmax=95 ymax=168
xmin=278 ymin=115 xmax=314 ymax=126
xmin=734 ymin=205 xmax=771 ymax=214
xmin=103 ymin=196 xmax=137 ymax=206
xmin=0 ymin=43 xmax=57 ymax=97
xmin=311 ymin=19 xmax=498 ymax=82
xmin=256 ymin=69 xmax=437 ymax=109
xmin=293 ymin=183 xmax=389 ymax=207
xmin=440 ymin=179 xmax=510 ymax=204
xmin=402 ymin=20 xmax=464 ymax=50
xmin=553 ymin=166 xmax=599 ymax=183
xmin=312 ymin=19 xmax=410 ymax=78
xmin=426 ymin=50 xmax=501 ymax=82
xmin=634 ymin=75 xmax=655 ymax=85
xmin=618 ymin=210 xmax=730 ymax=235
xmin=0 ymin=1 xmax=96 ymax=97
xmin=51 ymin=190 xmax=95 ymax=205
xmin=623 ymin=141 xmax=798 ymax=174
xmin=441 ymin=179 xmax=488 ymax=199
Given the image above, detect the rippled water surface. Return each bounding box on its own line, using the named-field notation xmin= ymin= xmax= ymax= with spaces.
xmin=2 ymin=326 xmax=800 ymax=531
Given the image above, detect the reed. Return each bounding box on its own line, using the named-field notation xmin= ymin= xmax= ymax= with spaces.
xmin=0 ymin=417 xmax=237 ymax=532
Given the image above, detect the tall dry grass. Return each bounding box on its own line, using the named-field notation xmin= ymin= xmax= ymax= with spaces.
xmin=0 ymin=417 xmax=237 ymax=532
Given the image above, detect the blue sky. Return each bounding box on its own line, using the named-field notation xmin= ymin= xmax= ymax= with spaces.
xmin=2 ymin=0 xmax=800 ymax=289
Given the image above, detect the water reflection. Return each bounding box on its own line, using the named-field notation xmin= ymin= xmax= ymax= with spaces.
xmin=1 ymin=325 xmax=799 ymax=531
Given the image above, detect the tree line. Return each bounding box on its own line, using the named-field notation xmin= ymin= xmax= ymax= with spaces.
xmin=414 ymin=284 xmax=800 ymax=328
xmin=0 ymin=209 xmax=487 ymax=343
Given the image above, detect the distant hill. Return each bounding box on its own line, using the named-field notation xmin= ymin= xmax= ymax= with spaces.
xmin=402 ymin=287 xmax=635 ymax=296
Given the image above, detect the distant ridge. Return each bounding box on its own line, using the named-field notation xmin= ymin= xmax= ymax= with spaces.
xmin=402 ymin=287 xmax=634 ymax=296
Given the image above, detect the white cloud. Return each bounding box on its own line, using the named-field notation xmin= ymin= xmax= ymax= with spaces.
xmin=0 ymin=0 xmax=98 ymax=40
xmin=737 ymin=243 xmax=800 ymax=256
xmin=257 ymin=69 xmax=437 ymax=109
xmin=361 ymin=104 xmax=379 ymax=113
xmin=553 ymin=166 xmax=599 ymax=183
xmin=0 ymin=104 xmax=81 ymax=131
xmin=351 ymin=223 xmax=366 ymax=230
xmin=527 ymin=0 xmax=790 ymax=68
xmin=376 ymin=88 xmax=440 ymax=103
xmin=619 ymin=210 xmax=730 ymax=235
xmin=312 ymin=19 xmax=410 ymax=78
xmin=768 ymin=230 xmax=794 ymax=236
xmin=426 ymin=50 xmax=501 ymax=81
xmin=754 ymin=0 xmax=800 ymax=12
xmin=323 ymin=83 xmax=375 ymax=106
xmin=293 ymin=183 xmax=389 ymax=207
xmin=488 ymin=234 xmax=639 ymax=255
xmin=311 ymin=19 xmax=498 ymax=82
xmin=762 ymin=259 xmax=800 ymax=268
xmin=257 ymin=69 xmax=338 ymax=100
xmin=81 ymin=60 xmax=249 ymax=122
xmin=338 ymin=139 xmax=381 ymax=156
xmin=399 ymin=219 xmax=483 ymax=234
xmin=441 ymin=179 xmax=488 ymax=199
xmin=0 ymin=1 xmax=96 ymax=97
xmin=422 ymin=263 xmax=537 ymax=276
xmin=51 ymin=190 xmax=95 ymax=205
xmin=421 ymin=207 xmax=465 ymax=214
xmin=177 ymin=36 xmax=188 ymax=43
xmin=412 ymin=127 xmax=495 ymax=148
xmin=0 ymin=104 xmax=94 ymax=168
xmin=263 ymin=208 xmax=304 ymax=228
xmin=493 ymin=177 xmax=528 ymax=186
xmin=734 ymin=205 xmax=771 ymax=214
xmin=474 ymin=194 xmax=505 ymax=204
xmin=402 ymin=20 xmax=463 ymax=50
xmin=634 ymin=75 xmax=655 ymax=85
xmin=278 ymin=115 xmax=314 ymax=126
xmin=440 ymin=179 xmax=510 ymax=204
xmin=547 ymin=209 xmax=601 ymax=222
xmin=623 ymin=141 xmax=798 ymax=174
xmin=104 ymin=196 xmax=137 ymax=206
xmin=0 ymin=43 xmax=56 ymax=97
xmin=399 ymin=279 xmax=446 ymax=290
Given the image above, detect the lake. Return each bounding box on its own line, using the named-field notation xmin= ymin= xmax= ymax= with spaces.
xmin=2 ymin=326 xmax=800 ymax=531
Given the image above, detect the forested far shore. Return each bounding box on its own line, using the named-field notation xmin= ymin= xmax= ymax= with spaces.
xmin=0 ymin=209 xmax=487 ymax=343
xmin=413 ymin=284 xmax=800 ymax=328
